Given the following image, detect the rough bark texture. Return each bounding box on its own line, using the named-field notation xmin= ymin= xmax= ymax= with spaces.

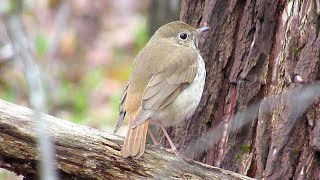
xmin=0 ymin=99 xmax=254 ymax=179
xmin=159 ymin=0 xmax=320 ymax=179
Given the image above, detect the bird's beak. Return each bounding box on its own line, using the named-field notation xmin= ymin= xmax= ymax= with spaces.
xmin=195 ymin=26 xmax=210 ymax=37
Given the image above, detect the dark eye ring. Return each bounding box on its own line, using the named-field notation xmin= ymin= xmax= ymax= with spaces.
xmin=179 ymin=33 xmax=188 ymax=40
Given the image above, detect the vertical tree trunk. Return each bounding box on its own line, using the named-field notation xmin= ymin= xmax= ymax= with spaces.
xmin=161 ymin=0 xmax=320 ymax=179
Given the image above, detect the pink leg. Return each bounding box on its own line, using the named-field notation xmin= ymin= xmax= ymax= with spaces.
xmin=159 ymin=126 xmax=177 ymax=152
xmin=159 ymin=125 xmax=194 ymax=163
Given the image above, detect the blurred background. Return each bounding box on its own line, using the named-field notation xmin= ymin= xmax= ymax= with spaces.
xmin=0 ymin=0 xmax=180 ymax=179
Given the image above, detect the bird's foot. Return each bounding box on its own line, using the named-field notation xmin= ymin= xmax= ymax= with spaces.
xmin=163 ymin=147 xmax=176 ymax=153
xmin=150 ymin=143 xmax=163 ymax=149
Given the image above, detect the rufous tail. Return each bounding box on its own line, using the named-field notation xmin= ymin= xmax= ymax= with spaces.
xmin=122 ymin=119 xmax=149 ymax=158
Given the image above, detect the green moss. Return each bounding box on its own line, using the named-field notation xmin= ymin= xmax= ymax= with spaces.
xmin=236 ymin=154 xmax=242 ymax=160
xmin=235 ymin=145 xmax=251 ymax=161
xmin=240 ymin=145 xmax=250 ymax=153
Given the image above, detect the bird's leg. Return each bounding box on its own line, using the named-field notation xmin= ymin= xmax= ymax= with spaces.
xmin=148 ymin=128 xmax=160 ymax=146
xmin=159 ymin=126 xmax=177 ymax=153
xmin=159 ymin=125 xmax=194 ymax=163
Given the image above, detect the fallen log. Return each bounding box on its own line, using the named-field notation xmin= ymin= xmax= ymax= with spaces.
xmin=0 ymin=99 xmax=253 ymax=179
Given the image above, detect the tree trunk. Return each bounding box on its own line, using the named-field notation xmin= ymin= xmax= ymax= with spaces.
xmin=160 ymin=0 xmax=320 ymax=179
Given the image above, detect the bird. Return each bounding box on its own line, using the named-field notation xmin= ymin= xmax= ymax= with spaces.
xmin=114 ymin=21 xmax=209 ymax=158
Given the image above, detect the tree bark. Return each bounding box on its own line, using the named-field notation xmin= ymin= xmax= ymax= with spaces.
xmin=159 ymin=0 xmax=320 ymax=179
xmin=0 ymin=99 xmax=254 ymax=179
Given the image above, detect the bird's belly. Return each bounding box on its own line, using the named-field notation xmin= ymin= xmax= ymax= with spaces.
xmin=150 ymin=56 xmax=206 ymax=127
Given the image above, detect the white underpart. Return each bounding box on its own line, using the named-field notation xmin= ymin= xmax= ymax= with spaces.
xmin=151 ymin=51 xmax=206 ymax=127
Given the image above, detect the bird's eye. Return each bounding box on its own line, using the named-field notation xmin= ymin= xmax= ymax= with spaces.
xmin=179 ymin=33 xmax=188 ymax=40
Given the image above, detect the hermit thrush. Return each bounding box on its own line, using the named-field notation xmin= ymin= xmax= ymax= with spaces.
xmin=114 ymin=21 xmax=209 ymax=158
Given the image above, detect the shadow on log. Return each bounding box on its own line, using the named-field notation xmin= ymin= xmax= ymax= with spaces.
xmin=0 ymin=99 xmax=253 ymax=179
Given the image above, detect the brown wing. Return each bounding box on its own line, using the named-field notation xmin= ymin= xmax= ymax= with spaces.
xmin=114 ymin=82 xmax=129 ymax=134
xmin=132 ymin=49 xmax=198 ymax=128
